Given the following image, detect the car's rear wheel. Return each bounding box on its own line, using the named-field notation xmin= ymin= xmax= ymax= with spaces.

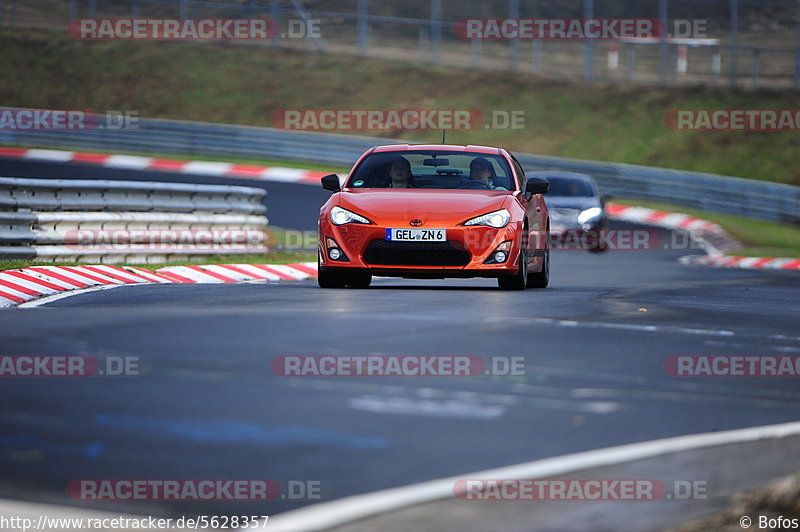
xmin=498 ymin=249 xmax=527 ymax=291
xmin=527 ymin=248 xmax=549 ymax=288
xmin=345 ymin=272 xmax=372 ymax=288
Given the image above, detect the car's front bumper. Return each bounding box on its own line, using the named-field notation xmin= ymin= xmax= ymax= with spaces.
xmin=319 ymin=219 xmax=544 ymax=278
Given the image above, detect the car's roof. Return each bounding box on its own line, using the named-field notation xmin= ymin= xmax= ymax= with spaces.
xmin=371 ymin=144 xmax=505 ymax=155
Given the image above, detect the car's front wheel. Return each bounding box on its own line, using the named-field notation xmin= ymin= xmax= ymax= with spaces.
xmin=317 ymin=256 xmax=347 ymax=288
xmin=498 ymin=249 xmax=528 ymax=291
xmin=345 ymin=272 xmax=372 ymax=288
xmin=527 ymin=248 xmax=549 ymax=288
xmin=318 ymin=268 xmax=347 ymax=288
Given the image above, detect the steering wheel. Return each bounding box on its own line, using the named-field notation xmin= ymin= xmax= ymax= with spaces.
xmin=458 ymin=180 xmax=492 ymax=190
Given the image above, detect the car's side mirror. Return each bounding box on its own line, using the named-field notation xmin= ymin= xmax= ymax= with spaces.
xmin=321 ymin=174 xmax=341 ymax=192
xmin=525 ymin=177 xmax=549 ymax=195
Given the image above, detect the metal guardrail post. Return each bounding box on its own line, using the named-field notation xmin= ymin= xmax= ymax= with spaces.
xmin=270 ymin=1 xmax=279 ymax=47
xmin=752 ymin=48 xmax=760 ymax=88
xmin=357 ymin=0 xmax=369 ymax=56
xmin=430 ymin=0 xmax=442 ymax=65
xmin=730 ymin=0 xmax=739 ymax=87
xmin=626 ymin=43 xmax=636 ymax=81
xmin=418 ymin=27 xmax=430 ymax=62
xmin=659 ymin=0 xmax=668 ymax=83
xmin=472 ymin=38 xmax=482 ymax=65
xmin=583 ymin=0 xmax=595 ymax=83
xmin=712 ymin=46 xmax=721 ymax=84
xmin=531 ymin=40 xmax=542 ymax=73
xmin=796 ymin=0 xmax=800 ymax=89
xmin=508 ymin=0 xmax=520 ymax=72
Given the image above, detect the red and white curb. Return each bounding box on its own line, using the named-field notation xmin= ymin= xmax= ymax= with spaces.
xmin=0 ymin=263 xmax=318 ymax=308
xmin=606 ymin=203 xmax=800 ymax=271
xmin=605 ymin=202 xmax=738 ymax=253
xmin=0 ymin=146 xmax=332 ymax=184
xmin=680 ymin=254 xmax=800 ymax=270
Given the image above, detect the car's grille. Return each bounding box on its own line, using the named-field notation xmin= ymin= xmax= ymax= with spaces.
xmin=363 ymin=240 xmax=470 ymax=267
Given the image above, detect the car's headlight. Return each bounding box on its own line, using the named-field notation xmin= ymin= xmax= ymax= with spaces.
xmin=464 ymin=209 xmax=511 ymax=228
xmin=330 ymin=206 xmax=371 ymax=225
xmin=577 ymin=207 xmax=603 ymax=226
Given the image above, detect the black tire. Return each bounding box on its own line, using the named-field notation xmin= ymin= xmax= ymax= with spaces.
xmin=345 ymin=272 xmax=372 ymax=288
xmin=317 ymin=257 xmax=347 ymax=288
xmin=498 ymin=249 xmax=528 ymax=291
xmin=318 ymin=268 xmax=346 ymax=288
xmin=527 ymin=248 xmax=549 ymax=288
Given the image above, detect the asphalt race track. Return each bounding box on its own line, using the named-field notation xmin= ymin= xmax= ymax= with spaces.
xmin=1 ymin=159 xmax=799 ymax=520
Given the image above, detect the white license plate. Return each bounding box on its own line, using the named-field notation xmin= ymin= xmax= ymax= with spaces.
xmin=386 ymin=228 xmax=447 ymax=242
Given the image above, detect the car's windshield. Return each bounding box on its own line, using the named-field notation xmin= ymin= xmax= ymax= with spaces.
xmin=347 ymin=150 xmax=515 ymax=191
xmin=545 ymin=176 xmax=596 ymax=197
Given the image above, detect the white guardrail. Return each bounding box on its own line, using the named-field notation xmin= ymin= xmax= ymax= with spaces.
xmin=0 ymin=177 xmax=268 ymax=263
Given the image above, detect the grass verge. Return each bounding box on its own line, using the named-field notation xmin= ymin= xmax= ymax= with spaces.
xmin=1 ymin=28 xmax=799 ymax=185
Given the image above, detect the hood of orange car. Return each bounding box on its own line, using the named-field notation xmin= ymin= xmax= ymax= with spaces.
xmin=337 ymin=190 xmax=510 ymax=224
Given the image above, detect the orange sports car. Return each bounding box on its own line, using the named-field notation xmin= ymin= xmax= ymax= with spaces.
xmin=317 ymin=144 xmax=550 ymax=290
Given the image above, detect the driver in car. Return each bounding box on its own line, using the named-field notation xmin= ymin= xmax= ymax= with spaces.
xmin=388 ymin=157 xmax=415 ymax=188
xmin=468 ymin=157 xmax=506 ymax=190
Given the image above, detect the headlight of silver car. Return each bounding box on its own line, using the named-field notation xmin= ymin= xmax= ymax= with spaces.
xmin=577 ymin=207 xmax=603 ymax=226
